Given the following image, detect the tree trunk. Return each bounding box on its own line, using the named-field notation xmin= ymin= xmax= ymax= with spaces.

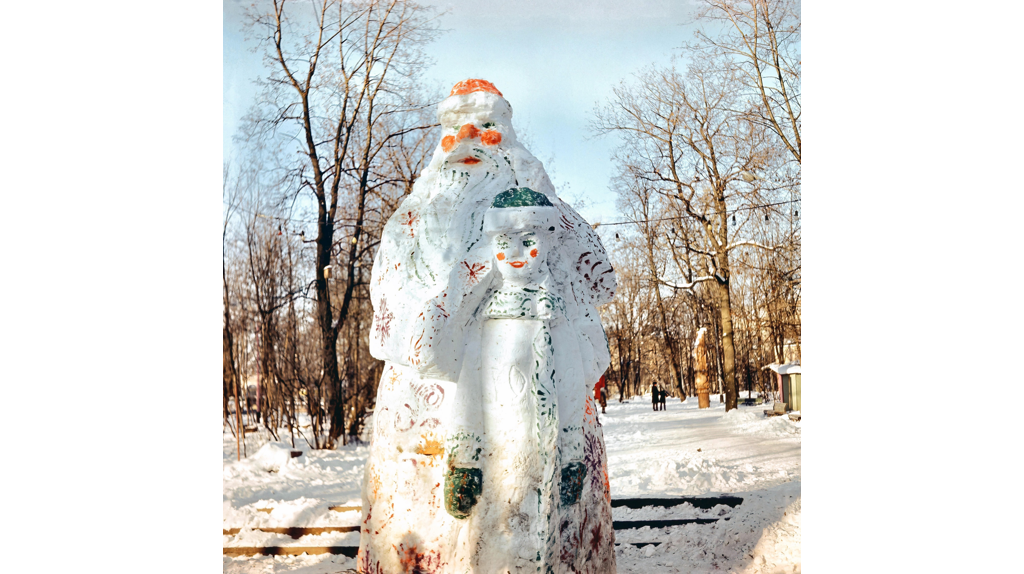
xmin=711 ymin=279 xmax=739 ymax=411
xmin=224 ymin=300 xmax=242 ymax=461
xmin=314 ymin=221 xmax=342 ymax=449
xmin=223 ymin=266 xmax=244 ymax=460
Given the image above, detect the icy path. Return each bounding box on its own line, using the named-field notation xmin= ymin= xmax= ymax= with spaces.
xmin=224 ymin=395 xmax=801 ymax=573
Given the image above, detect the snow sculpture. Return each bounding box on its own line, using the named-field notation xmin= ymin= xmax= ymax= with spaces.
xmin=358 ymin=79 xmax=616 ymax=574
xmin=694 ymin=327 xmax=710 ymax=409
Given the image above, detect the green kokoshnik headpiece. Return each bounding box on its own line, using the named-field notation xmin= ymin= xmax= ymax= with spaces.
xmin=483 ymin=187 xmax=560 ymax=235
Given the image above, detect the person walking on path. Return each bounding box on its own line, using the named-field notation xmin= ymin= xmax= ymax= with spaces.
xmin=652 ymin=382 xmax=660 ymax=411
xmin=659 ymin=386 xmax=667 ymax=410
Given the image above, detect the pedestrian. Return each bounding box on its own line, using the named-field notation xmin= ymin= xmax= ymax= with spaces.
xmin=652 ymin=382 xmax=660 ymax=411
xmin=594 ymin=373 xmax=609 ymax=414
xmin=660 ymin=386 xmax=667 ymax=410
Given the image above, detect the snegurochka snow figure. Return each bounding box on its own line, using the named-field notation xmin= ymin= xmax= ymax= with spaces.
xmin=358 ymin=80 xmax=617 ymax=574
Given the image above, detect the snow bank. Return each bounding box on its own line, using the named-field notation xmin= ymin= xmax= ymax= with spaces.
xmin=722 ymin=407 xmax=801 ymax=438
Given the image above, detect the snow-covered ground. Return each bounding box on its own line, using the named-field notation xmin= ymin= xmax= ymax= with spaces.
xmin=224 ymin=394 xmax=801 ymax=573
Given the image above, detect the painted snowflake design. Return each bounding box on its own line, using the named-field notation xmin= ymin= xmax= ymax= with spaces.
xmin=460 ymin=260 xmax=488 ymax=285
xmin=374 ymin=296 xmax=394 ymax=343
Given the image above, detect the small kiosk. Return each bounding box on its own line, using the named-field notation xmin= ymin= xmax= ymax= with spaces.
xmin=768 ymin=362 xmax=801 ymax=412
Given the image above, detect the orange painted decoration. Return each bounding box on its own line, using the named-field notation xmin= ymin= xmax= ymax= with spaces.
xmin=583 ymin=395 xmax=596 ymax=426
xmin=415 ymin=434 xmax=445 ymax=456
xmin=509 ymin=261 xmax=525 ymax=268
xmin=480 ymin=130 xmax=502 ymax=146
xmin=460 ymin=157 xmax=481 ymax=164
xmin=496 ymin=252 xmax=505 ymax=261
xmin=441 ymin=135 xmax=455 ymax=152
xmin=530 ymin=248 xmax=538 ymax=258
xmin=449 ymin=78 xmax=503 ymax=97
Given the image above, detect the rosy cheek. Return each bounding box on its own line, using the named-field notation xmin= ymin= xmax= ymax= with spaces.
xmin=442 ymin=135 xmax=455 ymax=152
xmin=496 ymin=252 xmax=505 ymax=261
xmin=481 ymin=130 xmax=502 ymax=146
xmin=530 ymin=249 xmax=538 ymax=258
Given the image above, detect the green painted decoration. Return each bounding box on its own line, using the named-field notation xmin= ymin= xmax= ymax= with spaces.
xmin=559 ymin=462 xmax=587 ymax=506
xmin=491 ymin=187 xmax=553 ymax=208
xmin=444 ymin=467 xmax=483 ymax=519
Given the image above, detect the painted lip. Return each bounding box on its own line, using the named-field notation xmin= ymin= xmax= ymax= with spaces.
xmin=508 ymin=261 xmax=526 ymax=268
xmin=457 ymin=157 xmax=481 ymax=164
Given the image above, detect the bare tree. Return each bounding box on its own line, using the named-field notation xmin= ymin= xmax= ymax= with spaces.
xmin=241 ymin=0 xmax=439 ymax=446
xmin=690 ymin=0 xmax=801 ymax=165
xmin=594 ymin=53 xmax=790 ymax=411
xmin=224 ymin=166 xmax=245 ymax=460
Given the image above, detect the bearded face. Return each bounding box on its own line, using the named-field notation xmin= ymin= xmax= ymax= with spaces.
xmin=438 ymin=110 xmax=511 ymax=171
xmin=424 ymin=100 xmax=520 ymax=231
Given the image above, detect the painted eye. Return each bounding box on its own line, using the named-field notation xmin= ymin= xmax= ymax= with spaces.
xmin=483 ymin=122 xmax=494 ymax=128
xmin=523 ymin=239 xmax=536 ymax=247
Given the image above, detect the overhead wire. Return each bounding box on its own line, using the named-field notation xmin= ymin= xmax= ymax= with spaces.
xmin=594 ymin=199 xmax=800 ymax=227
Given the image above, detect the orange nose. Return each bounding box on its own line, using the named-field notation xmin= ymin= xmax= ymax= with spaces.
xmin=456 ymin=124 xmax=480 ymax=142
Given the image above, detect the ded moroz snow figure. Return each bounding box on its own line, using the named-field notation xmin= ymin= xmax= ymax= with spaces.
xmin=359 ymin=79 xmax=616 ymax=574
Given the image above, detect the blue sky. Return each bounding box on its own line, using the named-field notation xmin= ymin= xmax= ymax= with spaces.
xmin=224 ymin=0 xmax=701 ymax=225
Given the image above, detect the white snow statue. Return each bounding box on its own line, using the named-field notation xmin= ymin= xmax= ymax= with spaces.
xmin=359 ymin=79 xmax=617 ymax=574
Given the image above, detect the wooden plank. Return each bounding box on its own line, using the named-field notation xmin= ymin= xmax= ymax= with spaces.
xmin=223 ymin=526 xmax=359 ymax=537
xmin=222 ymin=519 xmax=727 ymax=536
xmin=613 ymin=518 xmax=726 ymax=530
xmin=329 ymin=505 xmax=361 ymax=512
xmin=223 ymin=546 xmax=358 ymax=557
xmin=610 ymin=496 xmax=743 ymax=510
xmin=224 ymin=543 xmax=664 ymax=557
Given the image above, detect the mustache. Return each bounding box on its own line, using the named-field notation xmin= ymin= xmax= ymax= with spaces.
xmin=444 ymin=141 xmax=499 ymax=161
